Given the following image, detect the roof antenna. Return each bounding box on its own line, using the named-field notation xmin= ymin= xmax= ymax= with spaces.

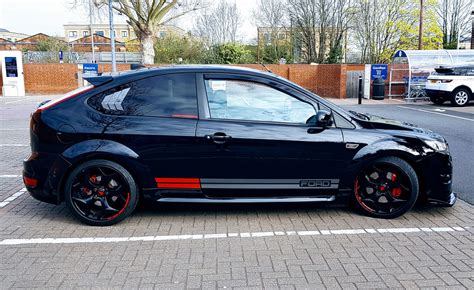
xmin=260 ymin=62 xmax=273 ymax=73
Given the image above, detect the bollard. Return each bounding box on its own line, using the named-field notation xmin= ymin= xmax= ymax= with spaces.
xmin=358 ymin=76 xmax=363 ymax=105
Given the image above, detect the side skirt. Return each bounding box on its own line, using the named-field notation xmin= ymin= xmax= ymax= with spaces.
xmin=157 ymin=196 xmax=336 ymax=203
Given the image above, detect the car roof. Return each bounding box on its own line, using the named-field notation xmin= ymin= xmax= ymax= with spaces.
xmin=109 ymin=65 xmax=277 ymax=80
xmin=84 ymin=64 xmax=283 ymax=88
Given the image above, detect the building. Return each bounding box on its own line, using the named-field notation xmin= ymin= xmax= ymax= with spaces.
xmin=0 ymin=28 xmax=29 ymax=42
xmin=63 ymin=23 xmax=187 ymax=43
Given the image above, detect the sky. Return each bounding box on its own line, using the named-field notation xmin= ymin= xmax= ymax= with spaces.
xmin=0 ymin=0 xmax=258 ymax=41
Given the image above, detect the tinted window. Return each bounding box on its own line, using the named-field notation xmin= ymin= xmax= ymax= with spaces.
xmin=205 ymin=79 xmax=316 ymax=124
xmin=88 ymin=74 xmax=198 ymax=118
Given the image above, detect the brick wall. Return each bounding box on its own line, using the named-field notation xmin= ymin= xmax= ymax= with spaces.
xmin=1 ymin=63 xmax=376 ymax=98
xmin=24 ymin=64 xmax=79 ymax=94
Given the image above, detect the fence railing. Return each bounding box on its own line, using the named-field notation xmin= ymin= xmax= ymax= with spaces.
xmin=23 ymin=51 xmax=143 ymax=64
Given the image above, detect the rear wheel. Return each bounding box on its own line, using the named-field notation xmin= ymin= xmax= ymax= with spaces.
xmin=353 ymin=157 xmax=418 ymax=219
xmin=451 ymin=88 xmax=470 ymax=107
xmin=65 ymin=160 xmax=139 ymax=226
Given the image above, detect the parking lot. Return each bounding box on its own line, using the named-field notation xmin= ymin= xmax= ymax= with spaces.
xmin=0 ymin=95 xmax=473 ymax=289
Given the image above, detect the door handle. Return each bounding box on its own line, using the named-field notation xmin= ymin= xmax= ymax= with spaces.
xmin=205 ymin=133 xmax=232 ymax=144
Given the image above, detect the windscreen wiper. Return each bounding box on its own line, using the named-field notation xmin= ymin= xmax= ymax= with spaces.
xmin=349 ymin=110 xmax=370 ymax=120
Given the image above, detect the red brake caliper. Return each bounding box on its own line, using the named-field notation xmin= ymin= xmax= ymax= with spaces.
xmin=391 ymin=173 xmax=401 ymax=198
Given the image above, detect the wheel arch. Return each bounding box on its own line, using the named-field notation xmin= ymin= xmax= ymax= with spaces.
xmin=57 ymin=140 xmax=153 ymax=202
xmin=453 ymin=85 xmax=472 ymax=96
xmin=343 ymin=147 xmax=426 ymax=202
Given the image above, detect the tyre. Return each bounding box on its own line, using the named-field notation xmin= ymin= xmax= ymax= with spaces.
xmin=429 ymin=96 xmax=445 ymax=105
xmin=450 ymin=88 xmax=470 ymax=107
xmin=353 ymin=156 xmax=419 ymax=219
xmin=65 ymin=159 xmax=139 ymax=226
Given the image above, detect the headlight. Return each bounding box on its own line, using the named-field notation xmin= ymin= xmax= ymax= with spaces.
xmin=424 ymin=140 xmax=448 ymax=152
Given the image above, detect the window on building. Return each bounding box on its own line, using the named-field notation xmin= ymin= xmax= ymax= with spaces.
xmin=278 ymin=33 xmax=285 ymax=40
xmin=83 ymin=31 xmax=89 ymax=37
xmin=121 ymin=31 xmax=128 ymax=38
xmin=68 ymin=31 xmax=78 ymax=38
xmin=264 ymin=33 xmax=271 ymax=44
xmin=87 ymin=74 xmax=198 ymax=118
xmin=96 ymin=31 xmax=104 ymax=36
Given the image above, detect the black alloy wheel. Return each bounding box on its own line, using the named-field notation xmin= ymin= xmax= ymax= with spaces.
xmin=65 ymin=160 xmax=139 ymax=226
xmin=354 ymin=157 xmax=418 ymax=218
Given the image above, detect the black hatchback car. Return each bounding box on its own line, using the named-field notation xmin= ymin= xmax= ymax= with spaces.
xmin=23 ymin=66 xmax=456 ymax=225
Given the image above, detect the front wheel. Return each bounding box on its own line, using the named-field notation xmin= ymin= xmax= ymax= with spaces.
xmin=65 ymin=159 xmax=139 ymax=226
xmin=353 ymin=157 xmax=419 ymax=219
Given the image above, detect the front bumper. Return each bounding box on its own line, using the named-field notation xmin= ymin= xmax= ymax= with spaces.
xmin=416 ymin=151 xmax=456 ymax=206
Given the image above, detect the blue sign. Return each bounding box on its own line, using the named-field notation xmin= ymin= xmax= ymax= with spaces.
xmin=371 ymin=64 xmax=388 ymax=80
xmin=58 ymin=50 xmax=63 ymax=61
xmin=83 ymin=63 xmax=99 ymax=74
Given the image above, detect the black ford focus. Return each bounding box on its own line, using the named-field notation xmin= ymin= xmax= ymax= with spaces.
xmin=23 ymin=66 xmax=456 ymax=226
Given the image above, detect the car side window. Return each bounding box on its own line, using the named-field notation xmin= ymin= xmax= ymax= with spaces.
xmin=88 ymin=73 xmax=198 ymax=118
xmin=204 ymin=79 xmax=316 ymax=124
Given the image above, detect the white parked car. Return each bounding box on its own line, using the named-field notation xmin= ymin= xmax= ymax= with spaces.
xmin=425 ymin=66 xmax=474 ymax=106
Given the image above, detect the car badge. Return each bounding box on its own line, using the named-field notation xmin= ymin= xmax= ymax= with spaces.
xmin=346 ymin=143 xmax=359 ymax=149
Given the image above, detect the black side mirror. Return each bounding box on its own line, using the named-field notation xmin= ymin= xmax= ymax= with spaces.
xmin=307 ymin=110 xmax=333 ymax=128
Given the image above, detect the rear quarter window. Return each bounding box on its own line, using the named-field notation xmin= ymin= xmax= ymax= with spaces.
xmin=87 ymin=73 xmax=198 ymax=118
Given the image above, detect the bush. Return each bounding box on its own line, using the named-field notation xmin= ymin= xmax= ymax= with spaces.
xmin=206 ymin=43 xmax=256 ymax=64
xmin=154 ymin=34 xmax=208 ymax=64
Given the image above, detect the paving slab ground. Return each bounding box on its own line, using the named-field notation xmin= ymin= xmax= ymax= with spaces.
xmin=0 ymin=94 xmax=473 ymax=289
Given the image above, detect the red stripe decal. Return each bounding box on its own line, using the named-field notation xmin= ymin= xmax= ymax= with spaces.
xmin=155 ymin=178 xmax=201 ymax=189
xmin=155 ymin=178 xmax=200 ymax=184
xmin=157 ymin=183 xmax=201 ymax=189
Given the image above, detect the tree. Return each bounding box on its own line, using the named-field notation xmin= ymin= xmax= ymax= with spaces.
xmin=194 ymin=0 xmax=241 ymax=46
xmin=436 ymin=0 xmax=472 ymax=49
xmin=76 ymin=0 xmax=202 ymax=64
xmin=288 ymin=0 xmax=354 ymax=64
xmin=352 ymin=0 xmax=414 ymax=63
xmin=253 ymin=0 xmax=291 ymax=63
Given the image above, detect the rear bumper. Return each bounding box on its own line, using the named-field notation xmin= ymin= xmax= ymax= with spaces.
xmin=23 ymin=152 xmax=71 ymax=205
xmin=425 ymin=89 xmax=451 ymax=100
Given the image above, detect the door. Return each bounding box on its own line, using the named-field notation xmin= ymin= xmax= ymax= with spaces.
xmin=196 ymin=74 xmax=346 ymax=198
xmin=88 ymin=73 xmax=200 ymax=190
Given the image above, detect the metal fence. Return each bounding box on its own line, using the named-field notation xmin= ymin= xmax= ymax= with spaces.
xmin=23 ymin=51 xmax=142 ymax=64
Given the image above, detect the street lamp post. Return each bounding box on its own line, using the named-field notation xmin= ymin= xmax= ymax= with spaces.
xmin=109 ymin=0 xmax=117 ymax=73
xmin=90 ymin=0 xmax=95 ymax=63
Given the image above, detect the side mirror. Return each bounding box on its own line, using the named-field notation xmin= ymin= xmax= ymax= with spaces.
xmin=307 ymin=110 xmax=333 ymax=128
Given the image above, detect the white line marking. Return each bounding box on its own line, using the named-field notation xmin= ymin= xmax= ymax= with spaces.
xmin=398 ymin=106 xmax=474 ymax=122
xmin=0 ymin=144 xmax=28 ymax=147
xmin=0 ymin=188 xmax=27 ymax=208
xmin=0 ymin=175 xmax=21 ymax=178
xmin=0 ymin=226 xmax=467 ymax=246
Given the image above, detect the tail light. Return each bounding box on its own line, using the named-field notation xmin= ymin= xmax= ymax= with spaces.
xmin=23 ymin=176 xmax=38 ymax=188
xmin=37 ymin=85 xmax=95 ymax=112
